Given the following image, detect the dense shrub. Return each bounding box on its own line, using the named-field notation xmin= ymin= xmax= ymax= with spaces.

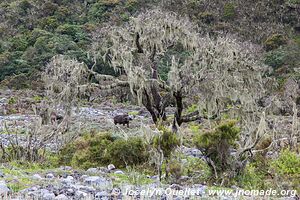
xmin=236 ymin=163 xmax=266 ymax=190
xmin=56 ymin=24 xmax=88 ymax=42
xmin=152 ymin=126 xmax=180 ymax=159
xmin=9 ymin=35 xmax=29 ymax=51
xmin=152 ymin=126 xmax=180 ymax=180
xmin=194 ymin=120 xmax=239 ymax=173
xmin=107 ymin=137 xmax=149 ymax=168
xmin=264 ymin=49 xmax=286 ymax=69
xmin=264 ymin=34 xmax=287 ymax=51
xmin=59 ymin=132 xmax=149 ymax=169
xmin=198 ymin=12 xmax=215 ymax=24
xmin=271 ymin=149 xmax=300 ymax=175
xmin=223 ymin=3 xmax=236 ymax=20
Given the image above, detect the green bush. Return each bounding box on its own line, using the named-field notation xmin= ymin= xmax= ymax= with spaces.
xmin=271 ymin=149 xmax=300 ymax=175
xmin=223 ymin=3 xmax=236 ymax=20
xmin=264 ymin=34 xmax=287 ymax=51
xmin=194 ymin=120 xmax=239 ymax=172
xmin=18 ymin=0 xmax=32 ymax=15
xmin=125 ymin=0 xmax=138 ymax=12
xmin=168 ymin=159 xmax=183 ymax=180
xmin=286 ymin=0 xmax=300 ymax=4
xmin=56 ymin=24 xmax=88 ymax=42
xmin=9 ymin=35 xmax=29 ymax=51
xmin=60 ymin=133 xmax=115 ymax=168
xmin=153 ymin=126 xmax=180 ymax=159
xmin=269 ymin=149 xmax=300 ymax=194
xmin=264 ymin=49 xmax=286 ymax=69
xmin=236 ymin=163 xmax=266 ymax=190
xmin=59 ymin=132 xmax=149 ymax=169
xmin=199 ymin=12 xmax=215 ymax=24
xmin=107 ymin=137 xmax=149 ymax=168
xmin=39 ymin=16 xmax=59 ymax=31
xmin=88 ymin=1 xmax=119 ymax=22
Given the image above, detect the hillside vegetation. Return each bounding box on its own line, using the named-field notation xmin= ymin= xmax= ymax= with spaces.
xmin=0 ymin=0 xmax=300 ymax=200
xmin=0 ymin=0 xmax=299 ymax=84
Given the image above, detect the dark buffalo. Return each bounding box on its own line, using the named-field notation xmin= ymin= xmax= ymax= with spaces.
xmin=113 ymin=114 xmax=133 ymax=127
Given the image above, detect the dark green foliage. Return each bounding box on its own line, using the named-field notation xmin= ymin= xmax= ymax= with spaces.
xmin=56 ymin=24 xmax=88 ymax=43
xmin=271 ymin=149 xmax=300 ymax=175
xmin=194 ymin=120 xmax=239 ymax=172
xmin=107 ymin=137 xmax=149 ymax=168
xmin=223 ymin=3 xmax=236 ymax=20
xmin=199 ymin=12 xmax=215 ymax=24
xmin=235 ymin=149 xmax=300 ymax=192
xmin=286 ymin=0 xmax=300 ymax=4
xmin=153 ymin=126 xmax=180 ymax=159
xmin=264 ymin=43 xmax=300 ymax=72
xmin=264 ymin=49 xmax=286 ymax=69
xmin=264 ymin=34 xmax=287 ymax=51
xmin=9 ymin=35 xmax=29 ymax=51
xmin=59 ymin=132 xmax=149 ymax=169
xmin=59 ymin=132 xmax=115 ymax=168
xmin=88 ymin=0 xmax=122 ymax=22
xmin=0 ymin=0 xmax=142 ymax=82
xmin=18 ymin=0 xmax=32 ymax=15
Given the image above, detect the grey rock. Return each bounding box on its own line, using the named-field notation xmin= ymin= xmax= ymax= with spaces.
xmin=40 ymin=189 xmax=55 ymax=200
xmin=80 ymin=175 xmax=88 ymax=181
xmin=60 ymin=166 xmax=72 ymax=171
xmin=61 ymin=176 xmax=74 ymax=185
xmin=98 ymin=167 xmax=109 ymax=173
xmin=78 ymin=185 xmax=96 ymax=193
xmin=43 ymin=192 xmax=56 ymax=200
xmin=107 ymin=164 xmax=115 ymax=171
xmin=87 ymin=168 xmax=99 ymax=174
xmin=66 ymin=188 xmax=75 ymax=196
xmin=0 ymin=181 xmax=9 ymax=195
xmin=195 ymin=185 xmax=207 ymax=196
xmin=114 ymin=170 xmax=124 ymax=175
xmin=75 ymin=190 xmax=88 ymax=198
xmin=95 ymin=191 xmax=109 ymax=200
xmin=84 ymin=176 xmax=106 ymax=186
xmin=46 ymin=173 xmax=55 ymax=179
xmin=28 ymin=186 xmax=39 ymax=191
xmin=55 ymin=194 xmax=69 ymax=200
xmin=32 ymin=174 xmax=42 ymax=180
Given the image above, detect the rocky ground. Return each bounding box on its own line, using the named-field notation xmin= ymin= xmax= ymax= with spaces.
xmin=0 ymin=89 xmax=298 ymax=200
xmin=0 ymin=148 xmax=213 ymax=200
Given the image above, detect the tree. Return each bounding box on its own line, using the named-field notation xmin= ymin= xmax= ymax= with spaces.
xmin=90 ymin=9 xmax=268 ymax=130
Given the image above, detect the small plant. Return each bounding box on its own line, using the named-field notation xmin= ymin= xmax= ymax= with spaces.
xmin=33 ymin=95 xmax=43 ymax=102
xmin=271 ymin=149 xmax=300 ymax=175
xmin=59 ymin=132 xmax=149 ymax=169
xmin=194 ymin=120 xmax=240 ymax=179
xmin=286 ymin=0 xmax=300 ymax=4
xmin=199 ymin=12 xmax=215 ymax=24
xmin=128 ymin=111 xmax=139 ymax=116
xmin=189 ymin=123 xmax=201 ymax=134
xmin=264 ymin=34 xmax=287 ymax=51
xmin=264 ymin=49 xmax=286 ymax=69
xmin=152 ymin=126 xmax=180 ymax=180
xmin=269 ymin=149 xmax=300 ymax=194
xmin=187 ymin=104 xmax=198 ymax=113
xmin=8 ymin=97 xmax=17 ymax=105
xmin=223 ymin=3 xmax=236 ymax=20
xmin=106 ymin=137 xmax=149 ymax=168
xmin=236 ymin=163 xmax=265 ymax=190
xmin=60 ymin=132 xmax=115 ymax=168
